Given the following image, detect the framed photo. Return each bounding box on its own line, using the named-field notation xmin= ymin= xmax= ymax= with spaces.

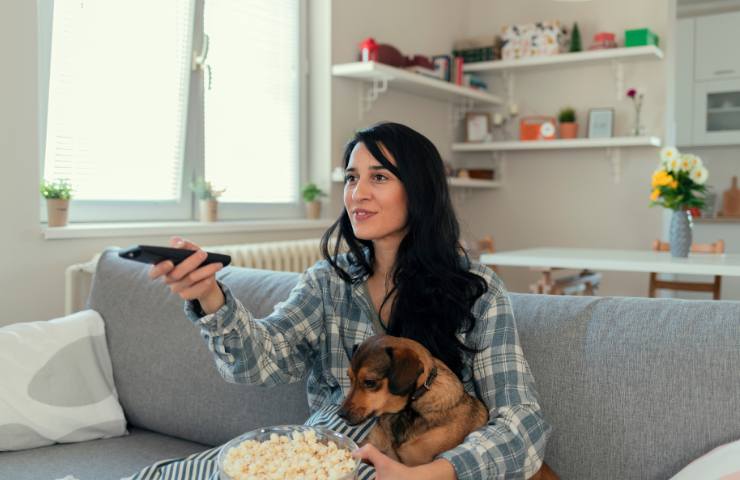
xmin=587 ymin=108 xmax=614 ymax=138
xmin=465 ymin=112 xmax=492 ymax=142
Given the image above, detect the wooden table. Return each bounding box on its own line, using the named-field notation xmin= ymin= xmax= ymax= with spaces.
xmin=480 ymin=247 xmax=740 ymax=294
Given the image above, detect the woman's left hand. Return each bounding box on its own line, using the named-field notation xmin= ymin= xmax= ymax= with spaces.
xmin=352 ymin=444 xmax=418 ymax=480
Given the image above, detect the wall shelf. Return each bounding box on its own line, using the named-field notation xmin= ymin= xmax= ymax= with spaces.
xmin=463 ymin=46 xmax=664 ymax=73
xmin=451 ymin=136 xmax=662 ymax=185
xmin=332 ymin=61 xmax=502 ymax=117
xmin=451 ymin=136 xmax=662 ymax=152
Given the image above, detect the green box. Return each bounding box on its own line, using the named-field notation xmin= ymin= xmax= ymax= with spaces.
xmin=625 ymin=28 xmax=659 ymax=47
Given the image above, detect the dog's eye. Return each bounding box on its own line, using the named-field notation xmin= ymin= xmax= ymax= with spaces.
xmin=363 ymin=379 xmax=377 ymax=389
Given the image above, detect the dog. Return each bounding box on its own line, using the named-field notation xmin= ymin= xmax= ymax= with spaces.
xmin=337 ymin=334 xmax=559 ymax=479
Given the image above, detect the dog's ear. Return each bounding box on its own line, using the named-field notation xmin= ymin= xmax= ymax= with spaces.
xmin=350 ymin=343 xmax=360 ymax=359
xmin=385 ymin=346 xmax=423 ymax=396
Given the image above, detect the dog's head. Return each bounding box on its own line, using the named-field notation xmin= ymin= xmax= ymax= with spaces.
xmin=337 ymin=335 xmax=429 ymax=426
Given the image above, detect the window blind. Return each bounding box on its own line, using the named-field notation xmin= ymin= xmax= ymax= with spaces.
xmin=44 ymin=0 xmax=194 ymax=202
xmin=204 ymin=0 xmax=300 ymax=204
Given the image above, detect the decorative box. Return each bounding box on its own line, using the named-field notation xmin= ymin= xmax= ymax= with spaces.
xmin=519 ymin=116 xmax=557 ymax=141
xmin=501 ymin=21 xmax=564 ymax=60
xmin=589 ymin=32 xmax=618 ymax=50
xmin=625 ymin=28 xmax=659 ymax=47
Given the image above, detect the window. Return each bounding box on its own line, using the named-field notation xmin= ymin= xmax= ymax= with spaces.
xmin=40 ymin=0 xmax=305 ymax=223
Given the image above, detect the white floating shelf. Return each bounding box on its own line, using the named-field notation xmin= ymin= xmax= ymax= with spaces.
xmin=332 ymin=61 xmax=503 ymax=105
xmin=452 ymin=136 xmax=662 ymax=152
xmin=463 ymin=45 xmax=664 ymax=73
xmin=447 ymin=177 xmax=502 ymax=189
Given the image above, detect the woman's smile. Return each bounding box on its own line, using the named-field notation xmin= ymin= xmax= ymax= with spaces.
xmin=352 ymin=208 xmax=377 ymax=222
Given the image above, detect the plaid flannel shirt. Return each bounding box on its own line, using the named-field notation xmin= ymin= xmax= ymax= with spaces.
xmin=185 ymin=253 xmax=551 ymax=479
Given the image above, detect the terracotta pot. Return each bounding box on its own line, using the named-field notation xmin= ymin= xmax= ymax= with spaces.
xmin=305 ymin=201 xmax=321 ymax=219
xmin=47 ymin=199 xmax=70 ymax=227
xmin=559 ymin=122 xmax=578 ymax=139
xmin=199 ymin=199 xmax=218 ymax=222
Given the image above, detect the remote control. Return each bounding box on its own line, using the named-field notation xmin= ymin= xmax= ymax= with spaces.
xmin=118 ymin=245 xmax=231 ymax=267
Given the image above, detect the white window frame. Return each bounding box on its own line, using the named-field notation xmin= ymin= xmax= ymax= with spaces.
xmin=38 ymin=0 xmax=308 ymax=223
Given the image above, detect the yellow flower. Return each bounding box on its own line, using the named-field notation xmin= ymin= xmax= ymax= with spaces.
xmin=650 ymin=189 xmax=661 ymax=201
xmin=670 ymin=180 xmax=678 ymax=189
xmin=651 ymin=169 xmax=673 ymax=188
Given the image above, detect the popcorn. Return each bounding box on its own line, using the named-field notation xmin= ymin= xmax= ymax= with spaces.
xmin=222 ymin=428 xmax=357 ymax=480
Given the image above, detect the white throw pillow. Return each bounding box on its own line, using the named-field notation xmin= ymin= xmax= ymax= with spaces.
xmin=670 ymin=440 xmax=740 ymax=480
xmin=0 ymin=310 xmax=127 ymax=451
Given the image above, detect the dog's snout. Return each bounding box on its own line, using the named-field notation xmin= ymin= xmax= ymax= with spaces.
xmin=337 ymin=406 xmax=349 ymax=421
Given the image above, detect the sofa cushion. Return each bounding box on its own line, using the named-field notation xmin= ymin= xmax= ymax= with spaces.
xmin=87 ymin=249 xmax=310 ymax=447
xmin=0 ymin=310 xmax=126 ymax=451
xmin=511 ymin=293 xmax=740 ymax=480
xmin=0 ymin=427 xmax=207 ymax=480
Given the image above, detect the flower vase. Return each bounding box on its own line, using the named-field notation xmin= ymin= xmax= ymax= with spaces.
xmin=669 ymin=209 xmax=692 ymax=257
xmin=632 ymin=107 xmax=644 ymax=136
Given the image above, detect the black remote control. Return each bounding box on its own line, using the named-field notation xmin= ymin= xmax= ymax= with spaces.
xmin=118 ymin=245 xmax=231 ymax=267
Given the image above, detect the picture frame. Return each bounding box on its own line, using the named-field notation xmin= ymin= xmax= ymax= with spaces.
xmin=465 ymin=112 xmax=492 ymax=142
xmin=587 ymin=108 xmax=614 ymax=138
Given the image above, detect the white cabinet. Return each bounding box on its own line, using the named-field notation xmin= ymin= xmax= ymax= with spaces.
xmin=676 ymin=12 xmax=740 ymax=146
xmin=695 ymin=11 xmax=740 ymax=81
xmin=693 ymin=78 xmax=740 ymax=145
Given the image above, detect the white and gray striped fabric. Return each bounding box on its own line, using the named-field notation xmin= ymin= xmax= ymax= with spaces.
xmin=128 ymin=404 xmax=378 ymax=480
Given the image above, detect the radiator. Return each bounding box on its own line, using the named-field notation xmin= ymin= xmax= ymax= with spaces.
xmin=65 ymin=238 xmax=324 ymax=315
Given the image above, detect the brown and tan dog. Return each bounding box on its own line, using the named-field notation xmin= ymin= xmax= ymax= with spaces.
xmin=338 ymin=334 xmax=558 ymax=480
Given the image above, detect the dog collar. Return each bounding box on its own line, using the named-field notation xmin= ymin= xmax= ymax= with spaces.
xmin=410 ymin=366 xmax=437 ymax=402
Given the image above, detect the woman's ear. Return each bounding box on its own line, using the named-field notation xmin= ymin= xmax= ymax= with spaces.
xmin=385 ymin=346 xmax=423 ymax=396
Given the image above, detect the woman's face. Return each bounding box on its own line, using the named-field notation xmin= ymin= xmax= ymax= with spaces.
xmin=343 ymin=142 xmax=408 ymax=246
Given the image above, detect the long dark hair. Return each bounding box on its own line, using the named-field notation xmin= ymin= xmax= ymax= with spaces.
xmin=320 ymin=122 xmax=487 ymax=380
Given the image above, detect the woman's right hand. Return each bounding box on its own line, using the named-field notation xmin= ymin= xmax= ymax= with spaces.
xmin=148 ymin=236 xmax=225 ymax=315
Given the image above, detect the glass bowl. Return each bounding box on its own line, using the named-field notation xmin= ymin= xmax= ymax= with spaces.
xmin=217 ymin=425 xmax=361 ymax=480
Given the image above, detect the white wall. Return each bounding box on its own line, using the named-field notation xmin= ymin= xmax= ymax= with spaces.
xmin=330 ymin=0 xmax=684 ymax=298
xmin=4 ymin=0 xmax=732 ymax=327
xmin=0 ymin=0 xmax=330 ymax=326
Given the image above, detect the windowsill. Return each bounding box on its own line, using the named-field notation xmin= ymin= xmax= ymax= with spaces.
xmin=42 ymin=218 xmax=335 ymax=240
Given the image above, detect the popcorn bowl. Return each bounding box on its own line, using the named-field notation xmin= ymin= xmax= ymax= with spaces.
xmin=217 ymin=425 xmax=361 ymax=480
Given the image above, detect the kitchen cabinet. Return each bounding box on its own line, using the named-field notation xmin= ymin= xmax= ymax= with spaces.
xmin=676 ymin=12 xmax=740 ymax=146
xmin=695 ymin=11 xmax=740 ymax=81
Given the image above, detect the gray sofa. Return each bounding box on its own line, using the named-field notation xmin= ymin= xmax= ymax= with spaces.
xmin=2 ymin=249 xmax=739 ymax=480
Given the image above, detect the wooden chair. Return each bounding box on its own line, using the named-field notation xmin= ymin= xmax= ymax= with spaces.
xmin=530 ymin=268 xmax=602 ymax=296
xmin=475 ymin=236 xmax=600 ymax=295
xmin=648 ymin=239 xmax=725 ymax=300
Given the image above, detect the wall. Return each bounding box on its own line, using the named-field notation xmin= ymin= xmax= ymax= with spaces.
xmin=331 ymin=0 xmax=681 ymax=298
xmin=0 ymin=0 xmax=330 ymax=326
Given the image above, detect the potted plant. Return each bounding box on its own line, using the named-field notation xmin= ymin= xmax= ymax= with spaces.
xmin=649 ymin=147 xmax=709 ymax=257
xmin=190 ymin=178 xmax=225 ymax=222
xmin=301 ymin=183 xmax=326 ymax=219
xmin=40 ymin=179 xmax=72 ymax=227
xmin=558 ymin=107 xmax=578 ymax=139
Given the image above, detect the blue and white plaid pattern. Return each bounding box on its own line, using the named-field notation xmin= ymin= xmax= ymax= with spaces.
xmin=129 ymin=254 xmax=551 ymax=480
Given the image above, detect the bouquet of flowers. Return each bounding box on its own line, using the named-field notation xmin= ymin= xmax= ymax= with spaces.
xmin=650 ymin=147 xmax=709 ymax=212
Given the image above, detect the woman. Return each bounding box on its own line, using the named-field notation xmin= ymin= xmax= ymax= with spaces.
xmin=143 ymin=122 xmax=551 ymax=480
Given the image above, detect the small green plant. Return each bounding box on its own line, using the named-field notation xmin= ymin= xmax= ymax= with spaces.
xmin=301 ymin=183 xmax=326 ymax=203
xmin=558 ymin=107 xmax=576 ymax=123
xmin=40 ymin=179 xmax=73 ymax=200
xmin=190 ymin=178 xmax=225 ymax=200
